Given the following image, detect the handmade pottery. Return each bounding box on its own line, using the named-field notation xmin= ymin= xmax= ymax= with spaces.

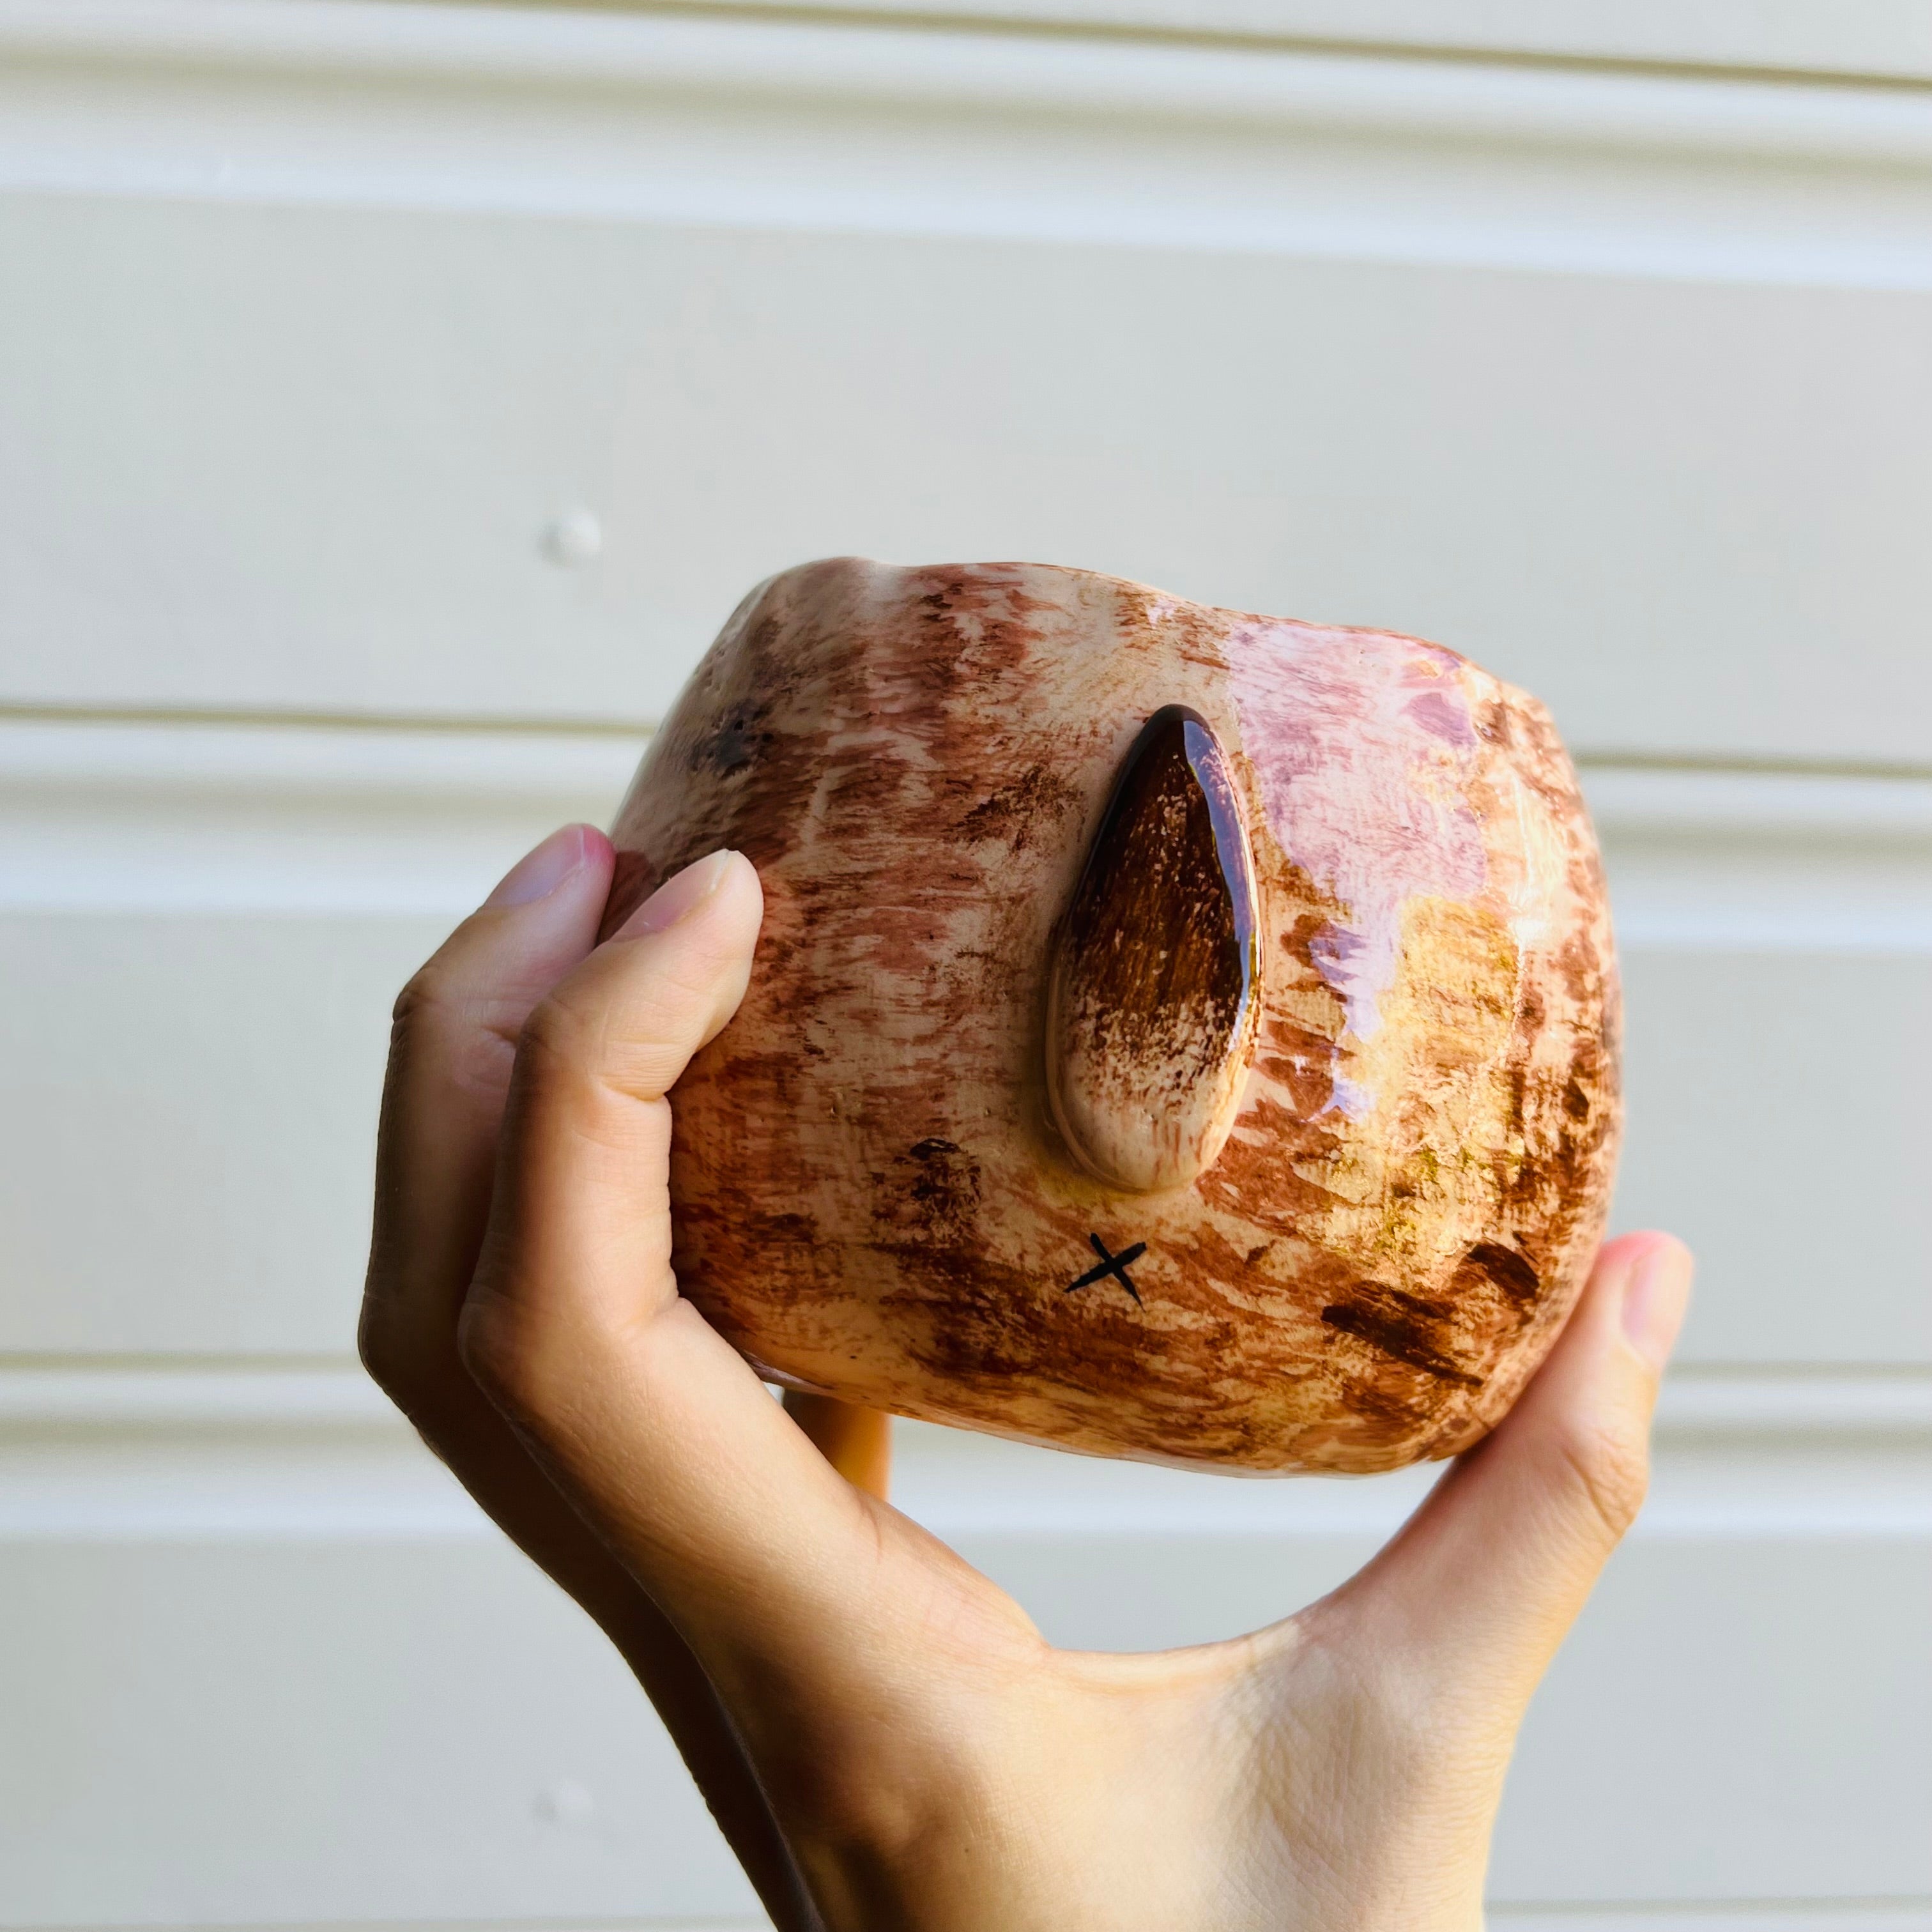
xmin=602 ymin=558 xmax=1621 ymax=1474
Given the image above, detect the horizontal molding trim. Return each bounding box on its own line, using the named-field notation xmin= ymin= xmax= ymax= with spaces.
xmin=0 ymin=716 xmax=647 ymax=808
xmin=72 ymin=1901 xmax=1908 ymax=1930
xmin=1490 ymin=1909 xmax=1932 ymax=1931
xmin=4 ymin=718 xmax=1929 ymax=938
xmin=4 ymin=1361 xmax=1928 ymax=1441
xmin=5 ymin=715 xmax=1932 ymax=825
xmin=5 ymin=2 xmax=1932 ymax=288
xmin=4 ymin=1 xmax=1931 ymax=165
xmin=404 ymin=0 xmax=1932 ymax=88
xmin=8 ymin=1912 xmax=1932 ymax=1932
xmin=2 ymin=1363 xmax=1926 ymax=1543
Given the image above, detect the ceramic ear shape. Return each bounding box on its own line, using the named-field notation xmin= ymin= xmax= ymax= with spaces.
xmin=1045 ymin=707 xmax=1261 ymax=1193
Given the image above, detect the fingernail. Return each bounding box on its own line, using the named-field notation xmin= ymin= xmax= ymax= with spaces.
xmin=484 ymin=824 xmax=590 ymax=908
xmin=618 ymin=849 xmax=740 ymax=937
xmin=1620 ymin=1238 xmax=1693 ymax=1374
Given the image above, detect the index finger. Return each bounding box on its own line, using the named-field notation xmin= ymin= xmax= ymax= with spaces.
xmin=362 ymin=822 xmax=613 ymax=1412
xmin=459 ymin=853 xmax=1021 ymax=1717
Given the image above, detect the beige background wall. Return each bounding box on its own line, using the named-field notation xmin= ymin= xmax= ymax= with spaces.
xmin=1 ymin=3 xmax=1928 ymax=1927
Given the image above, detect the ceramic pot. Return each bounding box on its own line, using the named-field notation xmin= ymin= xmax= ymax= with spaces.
xmin=602 ymin=558 xmax=1621 ymax=1474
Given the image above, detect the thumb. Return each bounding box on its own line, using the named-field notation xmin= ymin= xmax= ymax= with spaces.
xmin=1329 ymin=1232 xmax=1694 ymax=1718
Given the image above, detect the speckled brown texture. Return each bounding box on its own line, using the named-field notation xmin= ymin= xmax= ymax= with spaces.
xmin=604 ymin=559 xmax=1622 ymax=1475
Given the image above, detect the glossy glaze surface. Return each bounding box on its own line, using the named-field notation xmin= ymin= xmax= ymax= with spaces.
xmin=1045 ymin=705 xmax=1260 ymax=1195
xmin=604 ymin=559 xmax=1621 ymax=1473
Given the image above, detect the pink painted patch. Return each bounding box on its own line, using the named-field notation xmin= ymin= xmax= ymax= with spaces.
xmin=1225 ymin=622 xmax=1489 ymax=1112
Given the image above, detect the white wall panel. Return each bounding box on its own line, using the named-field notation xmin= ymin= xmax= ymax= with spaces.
xmin=0 ymin=720 xmax=638 ymax=1354
xmin=2 ymin=714 xmax=1924 ymax=1917
xmin=0 ymin=1540 xmax=760 ymax=1928
xmin=3 ymin=3 xmax=1932 ymax=757
xmin=4 ymin=719 xmax=1926 ymax=1366
xmin=4 ymin=197 xmax=1931 ymax=758
xmin=0 ymin=912 xmax=434 ymax=1354
xmin=1 ymin=1387 xmax=1925 ymax=1921
xmin=9 ymin=910 xmax=1928 ymax=1363
xmin=1616 ymin=948 xmax=1932 ymax=1366
xmin=0 ymin=1534 xmax=1907 ymax=1910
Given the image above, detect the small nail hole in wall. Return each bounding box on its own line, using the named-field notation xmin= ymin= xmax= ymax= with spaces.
xmin=540 ymin=508 xmax=603 ymax=567
xmin=532 ymin=1779 xmax=597 ymax=1826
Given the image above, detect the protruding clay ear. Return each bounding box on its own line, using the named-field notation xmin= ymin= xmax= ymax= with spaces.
xmin=1045 ymin=707 xmax=1261 ymax=1193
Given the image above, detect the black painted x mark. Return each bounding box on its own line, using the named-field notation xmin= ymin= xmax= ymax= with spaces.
xmin=1066 ymin=1233 xmax=1146 ymax=1305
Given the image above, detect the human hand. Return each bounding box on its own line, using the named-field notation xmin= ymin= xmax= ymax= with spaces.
xmin=362 ymin=825 xmax=1693 ymax=1932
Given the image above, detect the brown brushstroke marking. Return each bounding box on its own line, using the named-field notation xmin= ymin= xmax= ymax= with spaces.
xmin=877 ymin=1242 xmax=1064 ymax=1386
xmin=958 ymin=765 xmax=1083 ymax=848
xmin=1321 ymin=1291 xmax=1487 ymax=1389
xmin=1053 ymin=707 xmax=1254 ymax=1053
xmin=1198 ymin=1092 xmax=1347 ymax=1230
xmin=878 ymin=1137 xmax=983 ymax=1245
xmin=690 ymin=698 xmax=775 ymax=779
xmin=1455 ymin=1240 xmax=1541 ymax=1308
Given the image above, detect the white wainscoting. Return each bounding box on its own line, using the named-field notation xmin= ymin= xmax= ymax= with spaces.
xmin=0 ymin=716 xmax=1926 ymax=1922
xmin=4 ymin=6 xmax=1932 ymax=758
xmin=1 ymin=2 xmax=1928 ymax=1924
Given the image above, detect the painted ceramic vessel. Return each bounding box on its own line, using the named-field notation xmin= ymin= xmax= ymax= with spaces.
xmin=603 ymin=558 xmax=1621 ymax=1474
